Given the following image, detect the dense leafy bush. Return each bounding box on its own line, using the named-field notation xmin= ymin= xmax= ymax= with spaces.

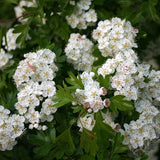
xmin=0 ymin=0 xmax=160 ymax=159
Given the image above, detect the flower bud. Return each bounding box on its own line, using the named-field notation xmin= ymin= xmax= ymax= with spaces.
xmin=102 ymin=87 xmax=107 ymax=95
xmin=104 ymin=98 xmax=110 ymax=107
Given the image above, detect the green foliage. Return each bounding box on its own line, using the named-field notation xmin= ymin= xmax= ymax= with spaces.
xmin=110 ymin=95 xmax=134 ymax=113
xmin=47 ymin=127 xmax=75 ymax=160
xmin=111 ymin=133 xmax=128 ymax=154
xmin=80 ymin=128 xmax=98 ymax=157
xmin=66 ymin=72 xmax=84 ymax=91
xmin=29 ymin=128 xmax=56 ymax=159
xmin=13 ymin=16 xmax=33 ymax=47
xmin=135 ymin=154 xmax=149 ymax=160
xmin=53 ymin=83 xmax=74 ymax=108
xmin=0 ymin=0 xmax=159 ymax=159
xmin=93 ymin=112 xmax=114 ymax=160
xmin=97 ymin=74 xmax=111 ymax=90
xmin=0 ymin=27 xmax=2 ymax=49
xmin=92 ymin=45 xmax=108 ymax=66
xmin=80 ymin=155 xmax=95 ymax=160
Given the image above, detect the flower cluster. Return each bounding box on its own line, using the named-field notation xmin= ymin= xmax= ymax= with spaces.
xmin=119 ymin=66 xmax=160 ymax=150
xmin=2 ymin=28 xmax=21 ymax=51
xmin=14 ymin=0 xmax=37 ymax=24
xmin=92 ymin=17 xmax=138 ymax=57
xmin=0 ymin=48 xmax=14 ymax=70
xmin=92 ymin=17 xmax=160 ymax=151
xmin=72 ymin=72 xmax=109 ymax=112
xmin=66 ymin=0 xmax=97 ymax=29
xmin=65 ymin=33 xmax=96 ymax=71
xmin=13 ymin=49 xmax=58 ymax=130
xmin=0 ymin=105 xmax=25 ymax=151
xmin=77 ymin=111 xmax=118 ymax=132
xmin=98 ymin=49 xmax=138 ymax=101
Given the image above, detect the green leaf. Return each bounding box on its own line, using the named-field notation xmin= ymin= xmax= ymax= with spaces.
xmin=135 ymin=154 xmax=148 ymax=160
xmin=80 ymin=155 xmax=95 ymax=160
xmin=53 ymin=83 xmax=74 ymax=108
xmin=29 ymin=129 xmax=56 ymax=146
xmin=110 ymin=95 xmax=134 ymax=113
xmin=13 ymin=17 xmax=33 ymax=46
xmin=0 ymin=27 xmax=2 ymax=49
xmin=112 ymin=133 xmax=128 ymax=154
xmin=132 ymin=12 xmax=142 ymax=24
xmin=13 ymin=24 xmax=27 ymax=33
xmin=66 ymin=72 xmax=84 ymax=91
xmin=80 ymin=128 xmax=98 ymax=157
xmin=34 ymin=143 xmax=53 ymax=158
xmin=93 ymin=112 xmax=115 ymax=159
xmin=5 ymin=0 xmax=18 ymax=4
xmin=118 ymin=0 xmax=132 ymax=7
xmin=141 ymin=1 xmax=160 ymax=22
xmin=46 ymin=43 xmax=55 ymax=50
xmin=93 ymin=112 xmax=114 ymax=138
xmin=93 ymin=0 xmax=106 ymax=5
xmin=47 ymin=127 xmax=75 ymax=159
xmin=29 ymin=128 xmax=56 ymax=158
xmin=71 ymin=105 xmax=83 ymax=113
xmin=97 ymin=74 xmax=111 ymax=89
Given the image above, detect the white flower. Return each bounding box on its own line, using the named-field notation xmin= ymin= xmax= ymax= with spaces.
xmin=77 ymin=114 xmax=95 ymax=132
xmin=14 ymin=0 xmax=37 ymax=24
xmin=130 ymin=135 xmax=144 ymax=149
xmin=14 ymin=49 xmax=58 ymax=130
xmin=92 ymin=18 xmax=138 ymax=57
xmin=111 ymin=74 xmax=126 ymax=90
xmin=77 ymin=0 xmax=91 ymax=10
xmin=85 ymin=9 xmax=97 ymax=22
xmin=0 ymin=105 xmax=25 ymax=151
xmin=64 ymin=33 xmax=95 ymax=71
xmin=2 ymin=28 xmax=20 ymax=51
xmin=66 ymin=0 xmax=97 ymax=29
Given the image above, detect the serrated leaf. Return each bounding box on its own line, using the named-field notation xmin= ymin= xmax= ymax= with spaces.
xmin=66 ymin=72 xmax=84 ymax=91
xmin=132 ymin=12 xmax=142 ymax=24
xmin=110 ymin=95 xmax=134 ymax=113
xmin=93 ymin=112 xmax=114 ymax=152
xmin=53 ymin=83 xmax=74 ymax=108
xmin=47 ymin=127 xmax=75 ymax=159
xmin=13 ymin=24 xmax=27 ymax=33
xmin=71 ymin=105 xmax=82 ymax=113
xmin=80 ymin=128 xmax=98 ymax=157
xmin=13 ymin=17 xmax=33 ymax=46
xmin=80 ymin=155 xmax=95 ymax=160
xmin=93 ymin=111 xmax=114 ymax=137
xmin=34 ymin=143 xmax=53 ymax=158
xmin=97 ymin=74 xmax=111 ymax=89
xmin=135 ymin=154 xmax=149 ymax=160
xmin=29 ymin=128 xmax=56 ymax=159
xmin=46 ymin=43 xmax=55 ymax=50
xmin=118 ymin=0 xmax=132 ymax=7
xmin=93 ymin=112 xmax=114 ymax=160
xmin=5 ymin=0 xmax=18 ymax=4
xmin=112 ymin=133 xmax=128 ymax=154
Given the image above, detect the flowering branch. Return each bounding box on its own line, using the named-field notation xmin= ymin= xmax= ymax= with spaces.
xmin=0 ymin=12 xmax=33 ymax=23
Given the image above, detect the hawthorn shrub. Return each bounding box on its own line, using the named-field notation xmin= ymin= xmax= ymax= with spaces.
xmin=0 ymin=0 xmax=160 ymax=160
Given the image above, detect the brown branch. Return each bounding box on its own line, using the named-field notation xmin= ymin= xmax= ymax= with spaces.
xmin=0 ymin=12 xmax=33 ymax=23
xmin=78 ymin=107 xmax=90 ymax=118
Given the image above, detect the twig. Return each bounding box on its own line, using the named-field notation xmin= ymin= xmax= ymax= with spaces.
xmin=78 ymin=107 xmax=90 ymax=118
xmin=0 ymin=12 xmax=32 ymax=23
